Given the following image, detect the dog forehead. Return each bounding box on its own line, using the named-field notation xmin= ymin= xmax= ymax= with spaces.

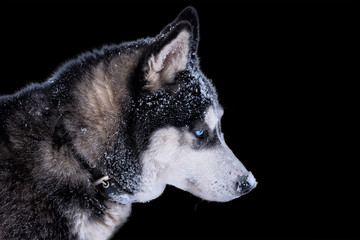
xmin=204 ymin=105 xmax=223 ymax=130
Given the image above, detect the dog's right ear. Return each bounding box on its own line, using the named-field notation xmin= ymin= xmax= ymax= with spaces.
xmin=143 ymin=7 xmax=199 ymax=91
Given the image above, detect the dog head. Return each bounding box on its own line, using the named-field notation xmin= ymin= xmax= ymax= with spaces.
xmin=125 ymin=7 xmax=258 ymax=203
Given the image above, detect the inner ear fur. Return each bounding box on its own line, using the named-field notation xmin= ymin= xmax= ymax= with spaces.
xmin=144 ymin=22 xmax=193 ymax=91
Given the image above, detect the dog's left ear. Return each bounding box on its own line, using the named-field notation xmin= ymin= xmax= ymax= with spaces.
xmin=144 ymin=7 xmax=199 ymax=91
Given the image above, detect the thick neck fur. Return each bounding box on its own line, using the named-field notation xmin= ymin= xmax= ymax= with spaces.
xmin=0 ymin=45 xmax=144 ymax=239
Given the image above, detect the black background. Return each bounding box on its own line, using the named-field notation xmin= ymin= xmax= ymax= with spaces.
xmin=0 ymin=0 xmax=359 ymax=239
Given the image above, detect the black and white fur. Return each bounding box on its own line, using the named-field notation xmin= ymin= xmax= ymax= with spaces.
xmin=0 ymin=7 xmax=257 ymax=240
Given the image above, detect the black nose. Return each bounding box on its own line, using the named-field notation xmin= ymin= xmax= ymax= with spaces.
xmin=236 ymin=177 xmax=252 ymax=195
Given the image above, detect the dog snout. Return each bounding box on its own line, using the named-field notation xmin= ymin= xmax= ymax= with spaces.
xmin=236 ymin=172 xmax=257 ymax=196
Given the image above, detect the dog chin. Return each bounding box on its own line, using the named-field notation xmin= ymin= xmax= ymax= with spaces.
xmin=187 ymin=190 xmax=239 ymax=203
xmin=184 ymin=181 xmax=239 ymax=203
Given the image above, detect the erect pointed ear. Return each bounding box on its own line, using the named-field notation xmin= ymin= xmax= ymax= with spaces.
xmin=160 ymin=7 xmax=199 ymax=54
xmin=144 ymin=7 xmax=199 ymax=91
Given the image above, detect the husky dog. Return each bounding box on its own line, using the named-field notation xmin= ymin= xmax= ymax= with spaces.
xmin=0 ymin=7 xmax=257 ymax=240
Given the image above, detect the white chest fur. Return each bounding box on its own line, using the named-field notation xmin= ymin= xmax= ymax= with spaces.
xmin=72 ymin=203 xmax=131 ymax=240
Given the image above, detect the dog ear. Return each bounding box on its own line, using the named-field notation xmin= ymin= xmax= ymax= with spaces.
xmin=144 ymin=7 xmax=199 ymax=91
xmin=160 ymin=7 xmax=199 ymax=55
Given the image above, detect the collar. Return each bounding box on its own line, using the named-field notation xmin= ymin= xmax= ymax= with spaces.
xmin=93 ymin=175 xmax=129 ymax=201
xmin=79 ymin=155 xmax=132 ymax=203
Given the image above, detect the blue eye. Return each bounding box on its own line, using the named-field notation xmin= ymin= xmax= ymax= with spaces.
xmin=195 ymin=130 xmax=206 ymax=138
xmin=195 ymin=130 xmax=204 ymax=136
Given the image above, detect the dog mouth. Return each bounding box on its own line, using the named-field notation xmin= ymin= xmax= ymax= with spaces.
xmin=184 ymin=175 xmax=257 ymax=202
